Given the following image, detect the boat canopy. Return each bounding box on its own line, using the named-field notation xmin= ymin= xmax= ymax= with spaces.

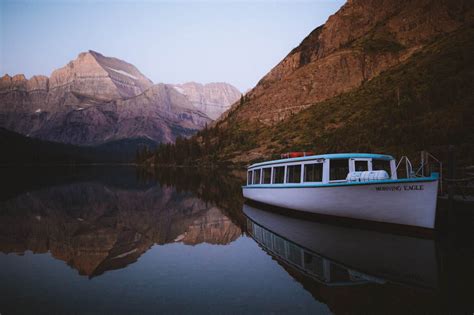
xmin=248 ymin=153 xmax=394 ymax=170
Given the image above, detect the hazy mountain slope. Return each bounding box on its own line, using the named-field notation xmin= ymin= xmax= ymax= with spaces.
xmin=27 ymin=83 xmax=210 ymax=145
xmin=171 ymin=82 xmax=241 ymax=119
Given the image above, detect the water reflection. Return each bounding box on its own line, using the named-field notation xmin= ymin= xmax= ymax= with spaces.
xmin=246 ymin=210 xmax=383 ymax=288
xmin=244 ymin=202 xmax=474 ymax=314
xmin=0 ymin=166 xmax=472 ymax=314
xmin=244 ymin=203 xmax=438 ymax=289
xmin=0 ymin=167 xmax=245 ymax=277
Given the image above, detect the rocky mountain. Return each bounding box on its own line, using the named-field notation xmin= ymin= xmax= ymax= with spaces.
xmin=156 ymin=0 xmax=473 ymax=165
xmin=49 ymin=50 xmax=154 ymax=101
xmin=171 ymin=82 xmax=241 ymax=119
xmin=0 ymin=50 xmax=239 ymax=146
xmin=219 ymin=0 xmax=473 ymax=125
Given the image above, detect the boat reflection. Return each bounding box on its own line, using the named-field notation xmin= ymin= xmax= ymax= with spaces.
xmin=244 ymin=202 xmax=439 ymax=290
xmin=247 ymin=216 xmax=383 ymax=287
xmin=243 ymin=202 xmax=461 ymax=313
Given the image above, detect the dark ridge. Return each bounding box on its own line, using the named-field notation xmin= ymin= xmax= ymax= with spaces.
xmin=0 ymin=127 xmax=158 ymax=165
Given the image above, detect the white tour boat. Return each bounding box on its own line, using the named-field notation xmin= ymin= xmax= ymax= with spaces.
xmin=242 ymin=153 xmax=440 ymax=229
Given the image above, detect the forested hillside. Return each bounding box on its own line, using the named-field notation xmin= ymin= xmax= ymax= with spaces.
xmin=146 ymin=26 xmax=474 ymax=166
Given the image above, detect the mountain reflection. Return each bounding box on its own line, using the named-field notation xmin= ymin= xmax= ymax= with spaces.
xmin=0 ymin=167 xmax=245 ymax=277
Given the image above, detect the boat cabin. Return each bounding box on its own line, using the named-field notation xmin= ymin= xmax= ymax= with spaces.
xmin=246 ymin=153 xmax=397 ymax=186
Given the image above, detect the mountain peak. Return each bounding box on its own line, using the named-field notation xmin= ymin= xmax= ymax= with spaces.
xmin=75 ymin=50 xmax=103 ymax=58
xmin=48 ymin=50 xmax=154 ymax=101
xmin=0 ymin=74 xmax=28 ymax=91
xmin=88 ymin=49 xmax=102 ymax=55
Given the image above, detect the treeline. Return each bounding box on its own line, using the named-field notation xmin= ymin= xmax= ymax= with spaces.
xmin=1 ymin=127 xmax=159 ymax=165
xmin=135 ymin=129 xmax=217 ymax=165
xmin=136 ymin=121 xmax=259 ymax=166
xmin=136 ymin=136 xmax=203 ymax=165
xmin=0 ymin=127 xmax=95 ymax=165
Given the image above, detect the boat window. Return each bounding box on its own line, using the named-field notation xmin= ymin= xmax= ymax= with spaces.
xmin=330 ymin=159 xmax=349 ymax=181
xmin=287 ymin=243 xmax=302 ymax=266
xmin=354 ymin=160 xmax=368 ymax=171
xmin=253 ymin=169 xmax=261 ymax=184
xmin=286 ymin=165 xmax=302 ymax=183
xmin=373 ymin=159 xmax=391 ymax=173
xmin=262 ymin=168 xmax=272 ymax=184
xmin=304 ymin=163 xmax=323 ymax=182
xmin=247 ymin=170 xmax=252 ymax=185
xmin=272 ymin=166 xmax=285 ymax=184
xmin=304 ymin=252 xmax=324 ymax=277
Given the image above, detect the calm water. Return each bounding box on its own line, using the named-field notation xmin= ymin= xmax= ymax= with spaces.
xmin=0 ymin=166 xmax=472 ymax=314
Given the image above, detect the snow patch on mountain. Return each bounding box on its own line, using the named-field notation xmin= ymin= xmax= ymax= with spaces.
xmin=173 ymin=86 xmax=185 ymax=94
xmin=106 ymin=67 xmax=138 ymax=80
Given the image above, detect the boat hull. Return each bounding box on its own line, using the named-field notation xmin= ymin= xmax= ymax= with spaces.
xmin=242 ymin=179 xmax=439 ymax=229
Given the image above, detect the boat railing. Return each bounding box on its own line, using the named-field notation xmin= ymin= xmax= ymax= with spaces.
xmin=396 ymin=151 xmax=443 ymax=193
xmin=416 ymin=151 xmax=443 ymax=193
xmin=395 ymin=156 xmax=414 ymax=179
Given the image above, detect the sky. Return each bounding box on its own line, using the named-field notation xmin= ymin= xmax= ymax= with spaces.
xmin=0 ymin=0 xmax=345 ymax=92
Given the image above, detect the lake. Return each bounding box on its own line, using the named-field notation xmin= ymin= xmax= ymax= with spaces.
xmin=0 ymin=166 xmax=472 ymax=314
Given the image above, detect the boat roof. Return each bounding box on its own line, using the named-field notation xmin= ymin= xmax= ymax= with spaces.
xmin=248 ymin=153 xmax=394 ymax=169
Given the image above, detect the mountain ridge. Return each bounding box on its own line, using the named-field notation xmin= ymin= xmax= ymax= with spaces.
xmin=0 ymin=51 xmax=240 ymax=147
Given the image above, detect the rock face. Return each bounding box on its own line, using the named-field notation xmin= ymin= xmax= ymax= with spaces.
xmin=28 ymin=83 xmax=211 ymax=145
xmin=171 ymin=82 xmax=241 ymax=119
xmin=220 ymin=0 xmax=474 ymax=124
xmin=0 ymin=51 xmax=239 ymax=145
